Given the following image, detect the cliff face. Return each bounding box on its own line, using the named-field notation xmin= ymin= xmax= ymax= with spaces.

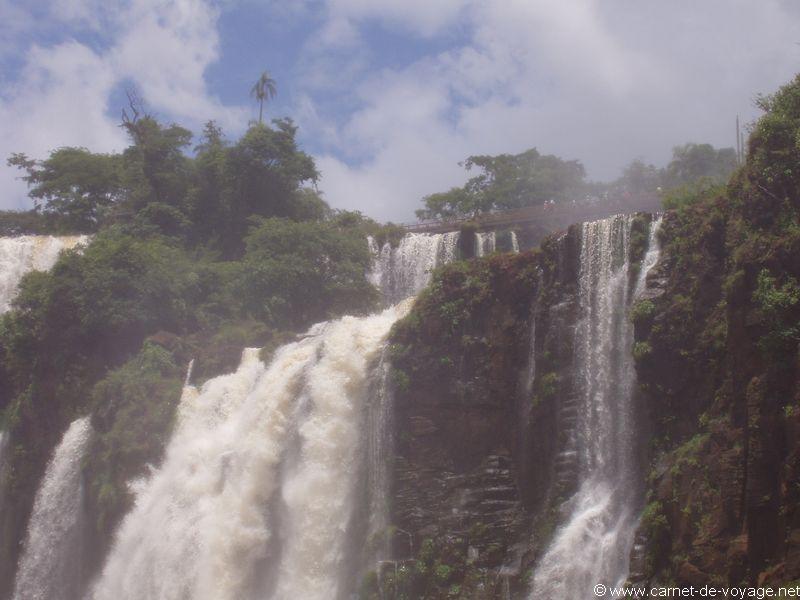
xmin=629 ymin=76 xmax=800 ymax=588
xmin=381 ymin=75 xmax=800 ymax=598
xmin=382 ymin=198 xmax=799 ymax=598
xmin=633 ymin=193 xmax=800 ymax=587
xmin=384 ymin=222 xmax=619 ymax=598
xmin=384 ymin=214 xmax=659 ymax=599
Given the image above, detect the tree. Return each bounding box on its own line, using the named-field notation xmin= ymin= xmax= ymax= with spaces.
xmin=188 ymin=121 xmax=230 ymax=245
xmin=120 ymin=115 xmax=192 ymax=209
xmin=7 ymin=149 xmax=122 ymax=232
xmin=416 ymin=148 xmax=586 ymax=220
xmin=663 ymin=143 xmax=737 ymax=188
xmin=416 ymin=187 xmax=481 ymax=221
xmin=250 ymin=71 xmax=277 ymax=124
xmin=237 ymin=217 xmax=377 ymax=327
xmin=613 ymin=159 xmax=662 ymax=195
xmin=464 ymin=149 xmax=585 ymax=209
xmin=227 ymin=119 xmax=317 ymax=218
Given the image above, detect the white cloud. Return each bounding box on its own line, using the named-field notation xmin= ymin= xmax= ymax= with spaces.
xmin=3 ymin=0 xmax=799 ymax=221
xmin=324 ymin=0 xmax=470 ymax=37
xmin=0 ymin=0 xmax=246 ymax=209
xmin=49 ymin=0 xmax=110 ymax=29
xmin=0 ymin=41 xmax=125 ymax=209
xmin=110 ymin=0 xmax=246 ymax=130
xmin=306 ymin=0 xmax=800 ymax=221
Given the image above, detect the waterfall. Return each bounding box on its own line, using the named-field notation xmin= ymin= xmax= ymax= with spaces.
xmin=90 ymin=231 xmax=452 ymax=599
xmin=183 ymin=358 xmax=195 ymax=387
xmin=0 ymin=235 xmax=89 ymax=313
xmin=92 ymin=301 xmax=412 ymax=600
xmin=13 ymin=417 xmax=93 ymax=600
xmin=511 ymin=231 xmax=520 ymax=253
xmin=368 ymin=232 xmax=459 ymax=304
xmin=530 ymin=214 xmax=662 ymax=599
xmin=524 ymin=317 xmax=536 ymax=397
xmin=635 ymin=216 xmax=663 ymax=294
xmin=475 ymin=231 xmax=496 ymax=257
xmin=0 ymin=430 xmax=8 ymax=515
xmin=0 ymin=430 xmax=7 ymax=471
xmin=363 ymin=351 xmax=395 ymax=567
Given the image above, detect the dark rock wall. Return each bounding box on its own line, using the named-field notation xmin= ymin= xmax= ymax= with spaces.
xmin=383 ymin=226 xmax=587 ymax=598
xmin=632 ymin=185 xmax=800 ymax=587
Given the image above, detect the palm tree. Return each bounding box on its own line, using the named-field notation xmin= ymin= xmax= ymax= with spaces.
xmin=250 ymin=71 xmax=277 ymax=125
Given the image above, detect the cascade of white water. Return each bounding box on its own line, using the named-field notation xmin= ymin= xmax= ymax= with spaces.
xmin=524 ymin=317 xmax=536 ymax=397
xmin=92 ymin=301 xmax=412 ymax=600
xmin=511 ymin=231 xmax=520 ymax=253
xmin=0 ymin=430 xmax=8 ymax=514
xmin=530 ymin=214 xmax=663 ymax=599
xmin=0 ymin=430 xmax=7 ymax=471
xmin=13 ymin=417 xmax=93 ymax=600
xmin=368 ymin=232 xmax=459 ymax=304
xmin=363 ymin=351 xmax=395 ymax=566
xmin=270 ymin=301 xmax=412 ymax=600
xmin=183 ymin=359 xmax=195 ymax=387
xmin=634 ymin=216 xmax=663 ymax=295
xmin=0 ymin=235 xmax=89 ymax=313
xmin=475 ymin=231 xmax=496 ymax=257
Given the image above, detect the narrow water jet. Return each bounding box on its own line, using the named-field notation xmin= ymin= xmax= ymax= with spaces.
xmin=530 ymin=214 xmax=662 ymax=599
xmin=0 ymin=430 xmax=7 ymax=471
xmin=475 ymin=231 xmax=496 ymax=257
xmin=368 ymin=232 xmax=459 ymax=304
xmin=0 ymin=430 xmax=9 ymax=515
xmin=13 ymin=417 xmax=93 ymax=600
xmin=363 ymin=351 xmax=395 ymax=566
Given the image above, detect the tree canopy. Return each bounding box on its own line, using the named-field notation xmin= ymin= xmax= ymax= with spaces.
xmin=663 ymin=143 xmax=738 ymax=188
xmin=416 ymin=148 xmax=586 ymax=220
xmin=612 ymin=143 xmax=738 ymax=197
xmin=7 ymin=149 xmax=122 ymax=231
xmin=8 ymin=114 xmax=319 ymax=255
xmin=417 ymin=142 xmax=739 ymax=221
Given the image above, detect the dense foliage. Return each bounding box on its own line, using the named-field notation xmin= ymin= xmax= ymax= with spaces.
xmin=0 ymin=108 xmax=386 ymax=593
xmin=6 ymin=111 xmax=321 ymax=254
xmin=631 ymin=74 xmax=800 ymax=586
xmin=417 ymin=143 xmax=738 ymax=221
xmin=416 ymin=148 xmax=586 ymax=220
xmin=390 ymin=74 xmax=800 ymax=593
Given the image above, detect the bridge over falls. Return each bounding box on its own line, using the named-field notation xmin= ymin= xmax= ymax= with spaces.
xmin=400 ymin=194 xmax=663 ymax=235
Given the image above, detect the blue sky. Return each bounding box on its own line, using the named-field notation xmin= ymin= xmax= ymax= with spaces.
xmin=1 ymin=0 xmax=799 ymax=221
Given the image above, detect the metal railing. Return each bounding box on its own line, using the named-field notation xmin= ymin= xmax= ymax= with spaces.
xmin=400 ymin=194 xmax=662 ymax=233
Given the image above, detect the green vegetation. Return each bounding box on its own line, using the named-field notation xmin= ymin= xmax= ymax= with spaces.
xmin=614 ymin=144 xmax=737 ymax=201
xmin=0 ymin=95 xmax=391 ymax=587
xmin=416 ymin=148 xmax=586 ymax=220
xmin=633 ymin=74 xmax=800 ymax=586
xmin=663 ymin=143 xmax=738 ymax=189
xmin=632 ymin=341 xmax=653 ymax=363
xmin=390 ymin=250 xmax=539 ymax=401
xmin=85 ymin=342 xmax=183 ymax=540
xmin=661 ymin=179 xmax=726 ymax=212
xmin=631 ymin=299 xmax=656 ymax=324
xmin=532 ymin=372 xmax=559 ymax=407
xmin=250 ymin=71 xmax=277 ymax=125
xmin=415 ymin=142 xmax=737 ymax=221
xmin=752 ymin=268 xmax=800 ymax=357
xmin=7 ymin=149 xmax=122 ymax=232
xmin=7 ymin=101 xmax=324 ymax=255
